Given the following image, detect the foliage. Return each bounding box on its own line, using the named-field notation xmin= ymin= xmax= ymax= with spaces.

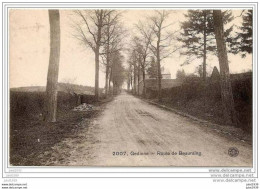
xmin=176 ymin=69 xmax=186 ymax=80
xmin=111 ymin=52 xmax=126 ymax=88
xmin=179 ymin=10 xmax=233 ymax=65
xmin=229 ymin=10 xmax=253 ymax=57
xmin=147 ymin=57 xmax=157 ymax=78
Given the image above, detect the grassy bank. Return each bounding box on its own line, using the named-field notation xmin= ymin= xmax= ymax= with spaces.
xmin=143 ymin=73 xmax=252 ymax=132
xmin=9 ymin=91 xmax=112 ymax=166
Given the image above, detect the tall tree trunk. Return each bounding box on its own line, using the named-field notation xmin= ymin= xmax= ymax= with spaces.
xmin=137 ymin=61 xmax=140 ymax=95
xmin=157 ymin=59 xmax=162 ymax=102
xmin=105 ymin=16 xmax=110 ymax=98
xmin=130 ymin=72 xmax=133 ymax=91
xmin=95 ymin=48 xmax=100 ymax=101
xmin=157 ymin=37 xmax=162 ymax=102
xmin=133 ymin=63 xmax=137 ymax=95
xmin=213 ymin=10 xmax=238 ymax=125
xmin=203 ymin=10 xmax=207 ymax=81
xmin=127 ymin=72 xmax=130 ymax=91
xmin=105 ymin=64 xmax=109 ymax=98
xmin=142 ymin=68 xmax=146 ymax=98
xmin=44 ymin=10 xmax=60 ymax=122
xmin=127 ymin=80 xmax=130 ymax=91
xmin=112 ymin=77 xmax=116 ymax=95
xmin=95 ymin=12 xmax=102 ymax=101
xmin=108 ymin=67 xmax=112 ymax=95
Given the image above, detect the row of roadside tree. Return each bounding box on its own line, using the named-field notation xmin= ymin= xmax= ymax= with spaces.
xmin=126 ymin=10 xmax=252 ymax=126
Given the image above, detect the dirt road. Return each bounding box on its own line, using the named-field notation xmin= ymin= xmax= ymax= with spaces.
xmin=45 ymin=92 xmax=252 ymax=166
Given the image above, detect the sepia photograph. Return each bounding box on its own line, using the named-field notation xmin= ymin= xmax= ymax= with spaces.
xmin=2 ymin=3 xmax=259 ymax=189
xmin=2 ymin=1 xmax=259 ymax=188
xmin=8 ymin=7 xmax=254 ymax=167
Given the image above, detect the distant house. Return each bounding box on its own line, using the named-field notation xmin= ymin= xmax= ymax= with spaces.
xmin=137 ymin=66 xmax=252 ymax=97
xmin=138 ymin=67 xmax=183 ymax=96
xmin=144 ymin=67 xmax=171 ymax=80
xmin=160 ymin=67 xmax=171 ymax=79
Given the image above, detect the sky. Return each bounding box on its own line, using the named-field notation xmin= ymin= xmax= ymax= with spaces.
xmin=9 ymin=9 xmax=252 ymax=88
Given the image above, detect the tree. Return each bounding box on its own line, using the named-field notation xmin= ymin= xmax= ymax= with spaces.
xmin=126 ymin=64 xmax=133 ymax=91
xmin=44 ymin=10 xmax=60 ymax=122
xmin=127 ymin=50 xmax=138 ymax=95
xmin=100 ymin=11 xmax=124 ymax=98
xmin=110 ymin=52 xmax=126 ymax=94
xmin=179 ymin=10 xmax=233 ymax=81
xmin=148 ymin=10 xmax=177 ymax=102
xmin=213 ymin=10 xmax=238 ymax=125
xmin=147 ymin=57 xmax=157 ymax=78
xmin=195 ymin=65 xmax=203 ymax=78
xmin=137 ymin=52 xmax=141 ymax=95
xmin=73 ymin=10 xmax=113 ymax=101
xmin=126 ymin=59 xmax=133 ymax=91
xmin=134 ymin=22 xmax=153 ymax=97
xmin=176 ymin=69 xmax=186 ymax=80
xmin=229 ymin=10 xmax=252 ymax=57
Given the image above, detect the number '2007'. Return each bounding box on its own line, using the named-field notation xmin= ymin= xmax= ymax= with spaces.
xmin=113 ymin=152 xmax=126 ymax=156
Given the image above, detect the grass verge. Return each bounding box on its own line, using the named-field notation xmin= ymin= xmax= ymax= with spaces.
xmin=10 ymin=97 xmax=113 ymax=166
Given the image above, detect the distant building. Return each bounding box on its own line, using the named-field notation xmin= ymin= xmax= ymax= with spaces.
xmin=138 ymin=67 xmax=182 ymax=96
xmin=142 ymin=66 xmax=171 ymax=81
xmin=161 ymin=67 xmax=171 ymax=79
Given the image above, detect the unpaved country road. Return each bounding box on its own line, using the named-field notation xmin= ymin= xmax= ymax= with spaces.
xmin=46 ymin=92 xmax=252 ymax=166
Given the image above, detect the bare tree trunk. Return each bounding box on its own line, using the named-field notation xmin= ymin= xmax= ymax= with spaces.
xmin=109 ymin=67 xmax=112 ymax=95
xmin=203 ymin=10 xmax=207 ymax=81
xmin=95 ymin=21 xmax=101 ymax=101
xmin=127 ymin=80 xmax=130 ymax=91
xmin=133 ymin=63 xmax=137 ymax=95
xmin=105 ymin=15 xmax=110 ymax=98
xmin=137 ymin=62 xmax=140 ymax=95
xmin=105 ymin=64 xmax=109 ymax=98
xmin=127 ymin=72 xmax=130 ymax=91
xmin=95 ymin=48 xmax=100 ymax=101
xmin=130 ymin=72 xmax=133 ymax=91
xmin=95 ymin=11 xmax=103 ymax=101
xmin=157 ymin=59 xmax=162 ymax=102
xmin=95 ymin=18 xmax=102 ymax=101
xmin=213 ymin=10 xmax=238 ymax=125
xmin=44 ymin=10 xmax=60 ymax=122
xmin=157 ymin=39 xmax=162 ymax=102
xmin=142 ymin=68 xmax=146 ymax=98
xmin=108 ymin=68 xmax=112 ymax=95
xmin=112 ymin=77 xmax=116 ymax=95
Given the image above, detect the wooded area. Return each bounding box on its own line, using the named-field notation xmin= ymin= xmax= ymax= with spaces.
xmin=126 ymin=9 xmax=252 ymax=127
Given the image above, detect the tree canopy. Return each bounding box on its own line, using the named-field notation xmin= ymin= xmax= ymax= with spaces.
xmin=229 ymin=10 xmax=252 ymax=57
